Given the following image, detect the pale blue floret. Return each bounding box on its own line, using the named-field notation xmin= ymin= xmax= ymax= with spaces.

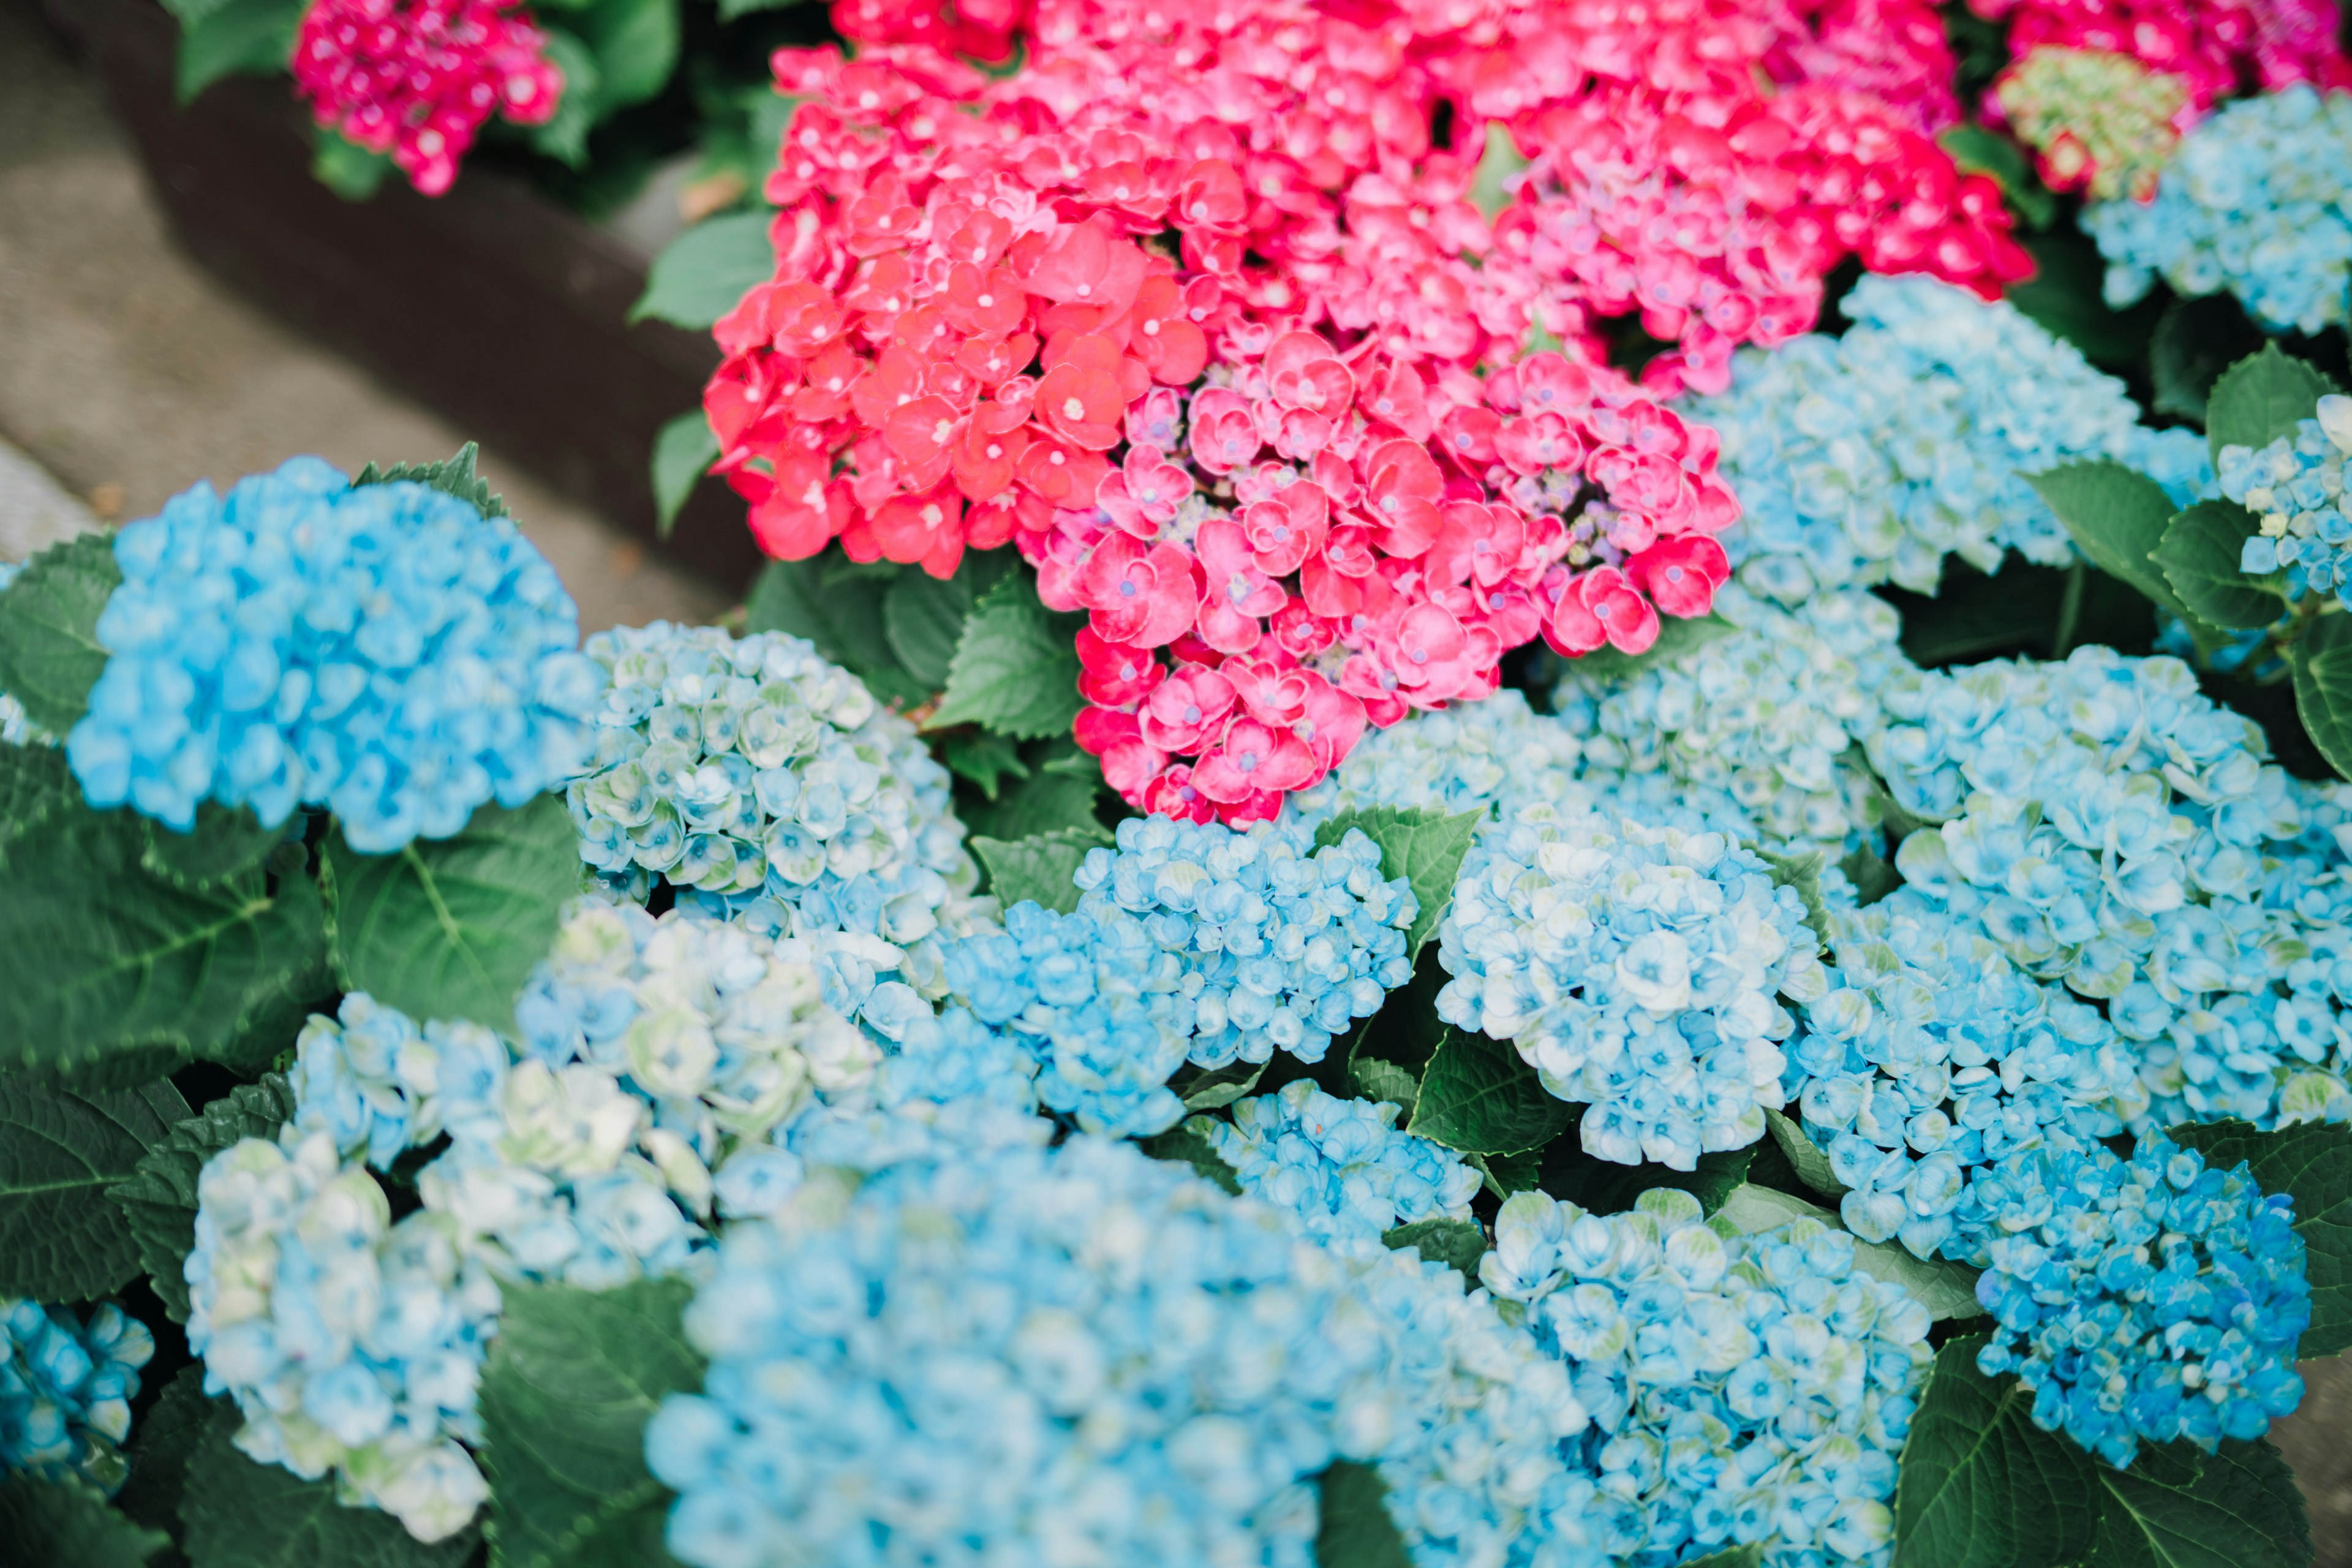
xmin=64 ymin=458 xmax=603 ymax=850
xmin=2085 ymin=86 xmax=2352 ymax=336
xmin=1200 ymin=1081 xmax=1482 ymax=1250
xmin=1968 ymin=1132 xmax=2309 ymax=1468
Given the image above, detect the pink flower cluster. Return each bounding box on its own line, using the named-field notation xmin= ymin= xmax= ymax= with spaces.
xmin=292 ymin=0 xmax=564 ymax=196
xmin=703 ymin=0 xmax=2034 ymax=820
xmin=1971 ymin=0 xmax=2352 ymax=123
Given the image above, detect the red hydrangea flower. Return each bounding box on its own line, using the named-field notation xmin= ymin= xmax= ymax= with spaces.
xmin=292 ymin=0 xmax=564 ymax=196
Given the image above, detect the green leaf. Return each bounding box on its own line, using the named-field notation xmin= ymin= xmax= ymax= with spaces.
xmin=0 ymin=530 xmax=120 ymax=734
xmin=1471 ymin=1147 xmax=1542 ymax=1196
xmin=2206 ymin=343 xmax=2342 ymax=467
xmin=885 ymin=560 xmax=1008 ymax=688
xmin=2085 ymin=1437 xmax=2309 ymax=1568
xmin=1759 ymin=846 xmax=1831 ymax=944
xmin=1172 ymin=1058 xmax=1268 ymax=1112
xmin=2026 ymin=461 xmax=2208 ymax=631
xmin=1466 ymin=122 xmax=1528 ymax=221
xmin=180 ymin=1400 xmax=477 ymax=1568
xmin=959 ymin=769 xmax=1104 ymax=843
xmin=1406 ymin=1028 xmax=1570 ymax=1155
xmin=1839 ymin=839 xmax=1904 ymax=907
xmin=0 ymin=1076 xmax=186 ymax=1300
xmin=158 ymin=0 xmax=236 ymax=22
xmin=1765 ymin=1109 xmax=1847 ymax=1198
xmin=108 ymin=1076 xmax=296 ymax=1322
xmin=650 ymin=412 xmax=718 ymax=538
xmin=0 ymin=1476 xmax=168 ymax=1568
xmin=1556 ymin=610 xmax=1735 ymax=683
xmin=351 ymin=442 xmax=508 ymax=520
xmin=1314 ymin=1460 xmax=1412 ymax=1568
xmin=1346 ymin=949 xmax=1450 ymax=1083
xmin=0 ymin=741 xmax=81 ymax=869
xmin=1381 ymin=1216 xmax=1486 ymax=1281
xmin=1142 ymin=1123 xmax=1242 ymax=1194
xmin=1310 ymin=806 xmax=1484 ymax=962
xmin=2167 ymin=1118 xmax=2352 ymax=1357
xmin=325 ymin=796 xmax=576 ymax=1032
xmin=479 ymin=1278 xmax=703 ymax=1568
xmin=630 ymin=211 xmax=773 ymax=330
xmin=573 ymin=0 xmax=679 ymax=108
xmin=529 ymin=31 xmax=601 ymax=168
xmin=971 ymin=828 xmax=1102 ymax=914
xmin=2155 ymin=502 xmax=2288 ymax=631
xmin=1893 ymin=1335 xmax=2097 ymax=1568
xmin=1539 ymin=1137 xmax=1754 ymax=1218
xmin=175 ymin=0 xmax=301 ymax=104
xmin=1937 ymin=125 xmax=2056 ymax=229
xmin=943 ymin=731 xmax=1030 ymax=801
xmin=925 ymin=575 xmax=1085 ymax=739
xmin=140 ymin=803 xmax=288 ymax=889
xmin=2007 ymin=232 xmax=2164 ymax=369
xmin=718 ymin=0 xmax=821 ymax=15
xmin=1679 ymin=1547 xmax=1766 ymax=1568
xmin=742 ymin=556 xmax=929 ymax=709
xmin=0 ymin=813 xmax=330 ymax=1082
xmin=116 ymin=1365 xmax=215 ymax=1542
xmin=1714 ymin=1183 xmax=1985 ymax=1319
xmin=1351 ymin=1056 xmax=1420 ymax=1116
xmin=2289 ymin=611 xmax=2352 ymax=784
xmin=2149 ymin=295 xmax=2265 ymax=423
xmin=312 ymin=130 xmax=392 ymax=200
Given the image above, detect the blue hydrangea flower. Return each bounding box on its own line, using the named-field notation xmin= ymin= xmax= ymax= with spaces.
xmin=1200 ymin=1082 xmax=1482 ymax=1251
xmin=187 ymin=1131 xmax=499 ymax=1542
xmin=2085 ymin=86 xmax=2352 ymax=336
xmin=63 ymin=458 xmax=604 ymax=850
xmin=1072 ymin=815 xmax=1416 ymax=1070
xmin=1289 ymin=689 xmax=1588 ymax=824
xmin=1437 ymin=804 xmax=1830 ymax=1169
xmin=1785 ymin=895 xmax=2138 ymax=1264
xmin=1969 ymin=1131 xmax=2310 ymax=1468
xmin=2218 ymin=394 xmax=2352 ymax=607
xmin=1860 ymin=645 xmax=2352 ymax=1131
xmin=1684 ymin=274 xmax=2211 ymax=601
xmin=1479 ymin=1188 xmax=1931 ymax=1568
xmin=0 ymin=1298 xmax=153 ymax=1494
xmin=1552 ymin=586 xmax=1909 ymax=853
xmin=566 ymin=622 xmax=992 ymax=1017
xmin=647 ymin=1120 xmax=1586 ymax=1568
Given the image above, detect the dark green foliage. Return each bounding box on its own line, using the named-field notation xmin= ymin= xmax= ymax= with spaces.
xmin=1141 ymin=1123 xmax=1243 ymax=1194
xmin=0 ymin=1475 xmax=168 ymax=1568
xmin=1314 ymin=1461 xmax=1412 ymax=1568
xmin=0 ymin=1076 xmax=187 ymax=1300
xmin=351 ymin=442 xmax=509 ymax=521
xmin=0 ymin=531 xmax=121 ymax=734
xmin=179 ymin=1401 xmax=478 ymax=1568
xmin=1311 ymin=807 xmax=1484 ymax=962
xmin=108 ymin=1076 xmax=296 ymax=1322
xmin=1408 ymin=1028 xmax=1571 ymax=1155
xmin=971 ymin=828 xmax=1102 ymax=913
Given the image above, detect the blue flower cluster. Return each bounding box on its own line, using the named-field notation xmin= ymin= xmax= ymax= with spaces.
xmin=1199 ymin=1082 xmax=1482 ymax=1251
xmin=194 ymin=899 xmax=876 ymax=1540
xmin=2222 ymin=394 xmax=2352 ymax=606
xmin=567 ymin=622 xmax=989 ymax=982
xmin=930 ymin=816 xmax=1419 ymax=1138
xmin=1438 ymin=804 xmax=1829 ymax=1170
xmin=648 ymin=1119 xmax=1586 ymax=1568
xmin=1479 ymin=1188 xmax=1931 ymax=1568
xmin=1073 ymin=815 xmax=1416 ymax=1069
xmin=2085 ymin=86 xmax=2352 ymax=336
xmin=63 ymin=458 xmax=603 ymax=850
xmin=1970 ymin=1132 xmax=2309 ymax=1468
xmin=1553 ymin=586 xmax=1909 ymax=852
xmin=1787 ymin=896 xmax=2137 ymax=1264
xmin=0 ymin=1298 xmax=153 ymax=1494
xmin=1289 ymin=689 xmax=1587 ymax=824
xmin=1685 ymin=274 xmax=2211 ymax=601
xmin=188 ymin=1131 xmax=499 ymax=1542
xmin=1860 ymin=645 xmax=2352 ymax=1131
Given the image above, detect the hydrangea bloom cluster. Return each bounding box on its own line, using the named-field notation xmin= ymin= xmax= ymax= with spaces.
xmin=649 ymin=1117 xmax=1586 ymax=1568
xmin=0 ymin=1298 xmax=154 ymax=1494
xmin=188 ymin=1131 xmax=499 ymax=1542
xmin=1071 ymin=813 xmax=1416 ymax=1068
xmin=62 ymin=457 xmax=602 ymax=851
xmin=1292 ymin=687 xmax=1585 ymax=823
xmin=1553 ymin=587 xmax=1908 ymax=852
xmin=1687 ymin=274 xmax=2212 ymax=601
xmin=1198 ymin=1081 xmax=1482 ymax=1251
xmin=1860 ymin=645 xmax=2352 ymax=1131
xmin=1991 ymin=46 xmax=2192 ymax=202
xmin=2086 ymin=87 xmax=2352 ymax=336
xmin=1480 ymin=1188 xmax=1932 ymax=1568
xmin=1787 ymin=896 xmax=2138 ymax=1264
xmin=1969 ymin=0 xmax=2351 ymax=118
xmin=567 ymin=620 xmax=990 ymax=1015
xmin=192 ymin=900 xmax=877 ymax=1540
xmin=2222 ymin=393 xmax=2352 ymax=604
xmin=1438 ymin=803 xmax=1830 ymax=1169
xmin=1969 ymin=1132 xmax=2310 ymax=1468
xmin=292 ymin=0 xmax=564 ymax=196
